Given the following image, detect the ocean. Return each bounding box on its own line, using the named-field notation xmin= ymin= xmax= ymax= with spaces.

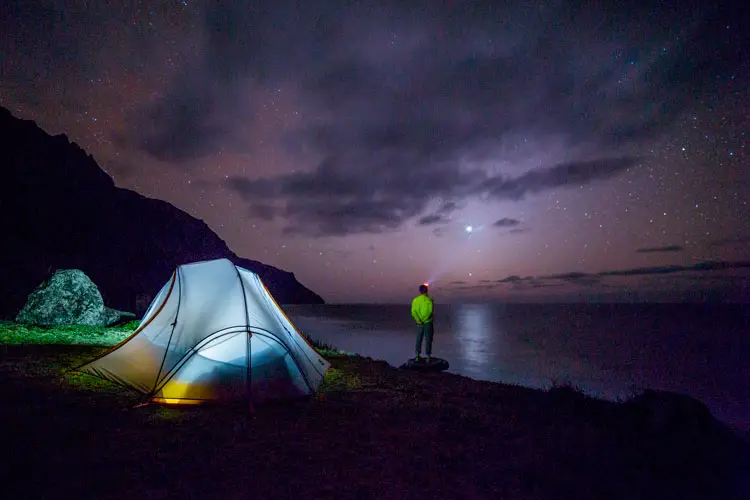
xmin=286 ymin=303 xmax=750 ymax=434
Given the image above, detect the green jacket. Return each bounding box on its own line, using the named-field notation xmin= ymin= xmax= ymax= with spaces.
xmin=411 ymin=294 xmax=433 ymax=324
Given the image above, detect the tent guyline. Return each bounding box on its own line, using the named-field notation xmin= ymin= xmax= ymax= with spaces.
xmin=78 ymin=258 xmax=330 ymax=406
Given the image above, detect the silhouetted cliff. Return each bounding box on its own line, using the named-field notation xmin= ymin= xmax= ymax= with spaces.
xmin=0 ymin=107 xmax=324 ymax=318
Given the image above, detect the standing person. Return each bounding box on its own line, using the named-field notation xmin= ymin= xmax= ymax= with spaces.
xmin=411 ymin=283 xmax=434 ymax=362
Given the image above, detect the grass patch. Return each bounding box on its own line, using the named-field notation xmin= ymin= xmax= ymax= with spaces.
xmin=319 ymin=367 xmax=362 ymax=393
xmin=63 ymin=369 xmax=123 ymax=392
xmin=0 ymin=322 xmax=348 ymax=358
xmin=0 ymin=321 xmax=138 ymax=346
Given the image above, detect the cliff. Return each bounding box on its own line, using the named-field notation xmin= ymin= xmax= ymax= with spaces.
xmin=0 ymin=107 xmax=324 ymax=318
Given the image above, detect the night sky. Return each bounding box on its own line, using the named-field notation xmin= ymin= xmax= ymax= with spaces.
xmin=2 ymin=0 xmax=748 ymax=303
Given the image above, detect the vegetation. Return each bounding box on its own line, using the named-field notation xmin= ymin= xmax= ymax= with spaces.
xmin=0 ymin=320 xmax=136 ymax=346
xmin=0 ymin=320 xmax=344 ymax=356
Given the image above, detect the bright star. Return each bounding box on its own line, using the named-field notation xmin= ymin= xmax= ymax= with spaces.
xmin=465 ymin=225 xmax=473 ymax=233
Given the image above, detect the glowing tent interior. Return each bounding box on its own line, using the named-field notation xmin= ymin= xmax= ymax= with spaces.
xmin=78 ymin=258 xmax=330 ymax=405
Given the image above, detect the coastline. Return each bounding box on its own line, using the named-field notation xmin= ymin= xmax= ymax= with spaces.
xmin=0 ymin=330 xmax=748 ymax=498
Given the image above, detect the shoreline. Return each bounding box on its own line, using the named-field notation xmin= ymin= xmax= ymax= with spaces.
xmin=1 ymin=321 xmax=749 ymax=497
xmin=1 ymin=343 xmax=749 ymax=498
xmin=2 ymin=319 xmax=748 ymax=440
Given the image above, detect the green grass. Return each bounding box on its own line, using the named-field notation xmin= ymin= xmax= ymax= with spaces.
xmin=0 ymin=321 xmax=138 ymax=346
xmin=318 ymin=367 xmax=362 ymax=394
xmin=0 ymin=320 xmax=346 ymax=359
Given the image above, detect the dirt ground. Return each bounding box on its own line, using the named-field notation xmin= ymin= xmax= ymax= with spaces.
xmin=1 ymin=344 xmax=748 ymax=499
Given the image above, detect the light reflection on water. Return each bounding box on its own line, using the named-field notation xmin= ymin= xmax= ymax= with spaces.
xmin=454 ymin=304 xmax=494 ymax=369
xmin=286 ymin=302 xmax=750 ymax=432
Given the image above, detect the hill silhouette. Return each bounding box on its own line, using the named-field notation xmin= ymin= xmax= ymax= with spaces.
xmin=0 ymin=107 xmax=323 ymax=318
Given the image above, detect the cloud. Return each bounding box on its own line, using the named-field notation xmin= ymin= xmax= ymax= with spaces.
xmin=709 ymin=236 xmax=750 ymax=248
xmin=447 ymin=260 xmax=750 ymax=294
xmin=635 ymin=245 xmax=684 ymax=253
xmin=226 ymin=156 xmax=637 ymax=236
xmin=417 ymin=200 xmax=463 ymax=226
xmin=493 ymin=217 xmax=521 ymax=228
xmin=598 ymin=260 xmax=750 ymax=277
xmin=418 ymin=214 xmax=451 ymax=226
xmin=540 ymin=272 xmax=602 ymax=287
xmin=509 ymin=228 xmax=530 ymax=235
xmin=226 ymin=158 xmax=477 ymax=236
xmin=535 ymin=260 xmax=750 ymax=284
xmin=495 ymin=275 xmax=526 ymax=284
xmin=479 ymin=157 xmax=638 ymax=201
xmin=100 ymin=0 xmax=744 ymax=234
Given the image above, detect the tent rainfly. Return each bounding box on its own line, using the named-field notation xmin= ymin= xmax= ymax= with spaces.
xmin=78 ymin=258 xmax=330 ymax=405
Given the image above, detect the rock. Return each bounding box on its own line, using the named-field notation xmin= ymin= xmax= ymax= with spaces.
xmin=15 ymin=269 xmax=135 ymax=327
xmin=400 ymin=357 xmax=450 ymax=372
xmin=102 ymin=306 xmax=137 ymax=326
xmin=628 ymin=389 xmax=716 ymax=433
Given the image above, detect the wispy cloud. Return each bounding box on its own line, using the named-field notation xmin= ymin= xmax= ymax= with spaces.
xmin=447 ymin=260 xmax=750 ymax=293
xmin=709 ymin=236 xmax=750 ymax=248
xmin=635 ymin=245 xmax=684 ymax=253
xmin=493 ymin=217 xmax=521 ymax=228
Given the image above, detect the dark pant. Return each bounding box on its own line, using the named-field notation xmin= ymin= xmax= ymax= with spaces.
xmin=415 ymin=321 xmax=434 ymax=357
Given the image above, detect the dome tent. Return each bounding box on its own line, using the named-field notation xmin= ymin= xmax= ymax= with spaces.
xmin=79 ymin=259 xmax=330 ymax=405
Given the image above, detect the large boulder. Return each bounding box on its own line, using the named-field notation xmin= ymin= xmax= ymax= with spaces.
xmin=15 ymin=269 xmax=135 ymax=327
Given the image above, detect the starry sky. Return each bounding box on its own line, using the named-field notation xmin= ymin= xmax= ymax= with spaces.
xmin=2 ymin=0 xmax=748 ymax=303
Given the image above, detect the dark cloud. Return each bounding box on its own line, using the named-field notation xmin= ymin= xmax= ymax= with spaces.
xmin=493 ymin=218 xmax=521 ymax=228
xmin=709 ymin=236 xmax=750 ymax=248
xmin=496 ymin=275 xmax=526 ymax=284
xmin=101 ymin=0 xmax=746 ymax=235
xmin=447 ymin=259 xmax=750 ymax=294
xmin=540 ymin=272 xmax=602 ymax=287
xmin=416 ymin=200 xmax=463 ymax=226
xmin=226 ymin=156 xmax=637 ymax=236
xmin=418 ymin=214 xmax=451 ymax=226
xmin=598 ymin=260 xmax=750 ymax=277
xmin=447 ymin=252 xmax=749 ymax=301
xmin=226 ymin=158 xmax=476 ymax=236
xmin=131 ymin=79 xmax=227 ymax=162
xmin=509 ymin=228 xmax=530 ymax=235
xmin=635 ymin=245 xmax=684 ymax=253
xmin=479 ymin=157 xmax=639 ymax=201
xmin=526 ymin=260 xmax=750 ymax=284
xmin=18 ymin=0 xmax=736 ymax=236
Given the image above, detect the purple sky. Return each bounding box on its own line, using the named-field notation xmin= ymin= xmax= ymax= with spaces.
xmin=2 ymin=0 xmax=748 ymax=303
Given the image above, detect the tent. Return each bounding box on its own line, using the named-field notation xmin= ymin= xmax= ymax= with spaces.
xmin=78 ymin=258 xmax=330 ymax=405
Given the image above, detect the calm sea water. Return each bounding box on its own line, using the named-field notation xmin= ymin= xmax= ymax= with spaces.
xmin=286 ymin=303 xmax=750 ymax=433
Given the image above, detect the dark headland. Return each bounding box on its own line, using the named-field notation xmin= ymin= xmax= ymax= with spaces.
xmin=0 ymin=107 xmax=323 ymax=319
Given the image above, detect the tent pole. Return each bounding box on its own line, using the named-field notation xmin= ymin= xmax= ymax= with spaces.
xmin=247 ymin=330 xmax=254 ymax=414
xmin=234 ymin=264 xmax=254 ymax=413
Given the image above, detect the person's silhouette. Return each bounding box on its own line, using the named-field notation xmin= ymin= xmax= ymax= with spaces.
xmin=410 ymin=283 xmax=434 ymax=362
